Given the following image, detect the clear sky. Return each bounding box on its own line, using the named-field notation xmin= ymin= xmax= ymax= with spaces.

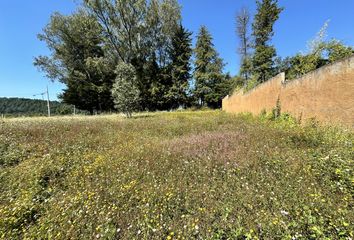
xmin=1 ymin=0 xmax=353 ymax=100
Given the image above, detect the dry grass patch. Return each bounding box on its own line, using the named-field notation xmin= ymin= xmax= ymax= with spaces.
xmin=165 ymin=131 xmax=250 ymax=166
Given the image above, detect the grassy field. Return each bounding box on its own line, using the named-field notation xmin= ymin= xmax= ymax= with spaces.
xmin=0 ymin=111 xmax=353 ymax=239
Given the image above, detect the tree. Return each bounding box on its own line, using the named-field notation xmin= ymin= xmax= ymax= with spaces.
xmin=278 ymin=41 xmax=354 ymax=80
xmin=34 ymin=10 xmax=114 ymax=114
xmin=306 ymin=21 xmax=353 ymax=67
xmin=141 ymin=53 xmax=167 ymax=110
xmin=323 ymin=39 xmax=354 ymax=63
xmin=275 ymin=21 xmax=354 ymax=80
xmin=84 ymin=0 xmax=182 ymax=111
xmin=194 ymin=26 xmax=226 ymax=108
xmin=111 ymin=63 xmax=140 ymax=117
xmin=285 ymin=54 xmax=322 ymax=79
xmin=236 ymin=7 xmax=252 ymax=84
xmin=166 ymin=25 xmax=193 ymax=109
xmin=205 ymin=73 xmax=235 ymax=108
xmin=252 ymin=0 xmax=283 ymax=83
xmin=307 ymin=20 xmax=330 ymax=55
xmin=37 ymin=0 xmax=185 ymax=113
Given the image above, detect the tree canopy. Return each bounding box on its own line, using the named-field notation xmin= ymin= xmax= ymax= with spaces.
xmin=34 ymin=10 xmax=114 ymax=114
xmin=252 ymin=0 xmax=283 ymax=83
xmin=32 ymin=0 xmax=354 ymax=115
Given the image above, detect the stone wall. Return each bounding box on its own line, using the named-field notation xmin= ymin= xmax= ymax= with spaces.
xmin=222 ymin=55 xmax=354 ymax=126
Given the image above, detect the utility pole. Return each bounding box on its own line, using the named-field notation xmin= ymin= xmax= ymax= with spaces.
xmin=33 ymin=86 xmax=51 ymax=117
xmin=46 ymin=86 xmax=51 ymax=117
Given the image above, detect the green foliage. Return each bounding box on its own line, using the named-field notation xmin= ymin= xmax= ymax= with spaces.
xmin=0 ymin=112 xmax=353 ymax=239
xmin=277 ymin=40 xmax=354 ymax=80
xmin=166 ymin=25 xmax=193 ymax=109
xmin=35 ymin=1 xmax=353 ymax=114
xmin=84 ymin=0 xmax=183 ymax=112
xmin=36 ymin=0 xmax=184 ymax=113
xmin=323 ymin=39 xmax=354 ymax=62
xmin=239 ymin=56 xmax=253 ymax=85
xmin=271 ymin=97 xmax=281 ymax=120
xmin=111 ymin=63 xmax=140 ymax=117
xmin=243 ymin=75 xmax=260 ymax=92
xmin=137 ymin=53 xmax=165 ymax=110
xmin=84 ymin=0 xmax=181 ymax=65
xmin=0 ymin=97 xmax=85 ymax=117
xmin=231 ymin=4 xmax=352 ymax=98
xmin=204 ymin=74 xmax=234 ymax=108
xmin=34 ymin=11 xmax=114 ymax=114
xmin=276 ymin=22 xmax=354 ymax=80
xmin=226 ymin=75 xmax=244 ymax=95
xmin=252 ymin=0 xmax=283 ymax=82
xmin=253 ymin=0 xmax=283 ymax=46
xmin=194 ymin=26 xmax=228 ymax=108
xmin=252 ymin=45 xmax=278 ymax=82
xmin=287 ymin=54 xmax=322 ymax=79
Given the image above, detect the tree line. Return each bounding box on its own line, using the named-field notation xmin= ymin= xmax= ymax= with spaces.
xmin=0 ymin=98 xmax=85 ymax=116
xmin=35 ymin=0 xmax=354 ymax=116
xmin=35 ymin=0 xmax=232 ymax=116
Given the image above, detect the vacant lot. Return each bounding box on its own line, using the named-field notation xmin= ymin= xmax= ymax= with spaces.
xmin=0 ymin=111 xmax=353 ymax=239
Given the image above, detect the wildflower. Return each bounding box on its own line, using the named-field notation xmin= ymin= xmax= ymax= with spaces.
xmin=280 ymin=210 xmax=289 ymax=216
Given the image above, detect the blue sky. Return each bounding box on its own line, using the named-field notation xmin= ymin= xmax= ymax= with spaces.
xmin=0 ymin=0 xmax=353 ymax=100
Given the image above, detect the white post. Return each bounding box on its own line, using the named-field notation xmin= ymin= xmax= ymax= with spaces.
xmin=46 ymin=86 xmax=51 ymax=117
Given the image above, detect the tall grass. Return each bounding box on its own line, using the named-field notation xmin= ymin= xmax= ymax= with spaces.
xmin=0 ymin=111 xmax=353 ymax=239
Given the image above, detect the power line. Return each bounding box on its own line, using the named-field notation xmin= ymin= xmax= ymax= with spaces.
xmin=33 ymin=86 xmax=51 ymax=117
xmin=33 ymin=92 xmax=46 ymax=100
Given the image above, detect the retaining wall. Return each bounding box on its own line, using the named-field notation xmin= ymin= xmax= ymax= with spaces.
xmin=222 ymin=56 xmax=354 ymax=126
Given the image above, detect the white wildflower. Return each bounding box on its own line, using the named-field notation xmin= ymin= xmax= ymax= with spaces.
xmin=280 ymin=210 xmax=289 ymax=216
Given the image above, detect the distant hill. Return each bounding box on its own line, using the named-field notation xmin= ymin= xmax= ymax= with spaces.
xmin=0 ymin=97 xmax=83 ymax=116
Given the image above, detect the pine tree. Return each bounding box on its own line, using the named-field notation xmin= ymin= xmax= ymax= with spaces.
xmin=252 ymin=0 xmax=283 ymax=83
xmin=167 ymin=25 xmax=193 ymax=109
xmin=194 ymin=26 xmax=225 ymax=107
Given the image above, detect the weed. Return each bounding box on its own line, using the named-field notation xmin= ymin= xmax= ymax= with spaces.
xmin=0 ymin=112 xmax=352 ymax=239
